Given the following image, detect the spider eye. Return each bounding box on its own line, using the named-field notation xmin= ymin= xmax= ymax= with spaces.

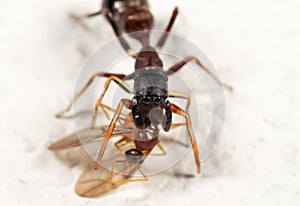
xmin=152 ymin=96 xmax=162 ymax=105
xmin=141 ymin=96 xmax=152 ymax=104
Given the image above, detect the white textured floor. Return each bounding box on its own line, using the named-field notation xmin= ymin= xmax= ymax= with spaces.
xmin=0 ymin=0 xmax=299 ymax=205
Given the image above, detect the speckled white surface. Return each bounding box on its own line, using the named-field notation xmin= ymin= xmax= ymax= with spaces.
xmin=0 ymin=0 xmax=299 ymax=205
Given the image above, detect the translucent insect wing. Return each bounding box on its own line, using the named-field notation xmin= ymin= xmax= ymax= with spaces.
xmin=48 ymin=126 xmax=134 ymax=151
xmin=75 ymin=159 xmax=138 ymax=197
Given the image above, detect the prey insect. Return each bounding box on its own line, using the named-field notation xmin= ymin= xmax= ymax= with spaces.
xmin=49 ymin=117 xmax=184 ymax=197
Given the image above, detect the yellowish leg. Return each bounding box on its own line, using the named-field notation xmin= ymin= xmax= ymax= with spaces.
xmin=113 ymin=168 xmax=148 ymax=184
xmin=95 ymin=99 xmax=132 ymax=170
xmin=148 ymin=142 xmax=167 ymax=156
xmin=168 ymin=90 xmax=191 ymax=111
xmin=56 ymin=72 xmax=126 ymax=118
xmin=171 ymin=123 xmax=185 ymax=129
xmin=113 ymin=122 xmax=185 ymax=156
xmin=114 ymin=136 xmax=134 ymax=154
xmin=107 ymin=161 xmax=115 ymax=191
xmin=170 ymin=103 xmax=201 ymax=173
xmin=92 ymin=77 xmax=133 ymax=128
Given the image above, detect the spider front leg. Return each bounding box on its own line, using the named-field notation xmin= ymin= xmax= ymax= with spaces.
xmin=95 ymin=99 xmax=132 ymax=170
